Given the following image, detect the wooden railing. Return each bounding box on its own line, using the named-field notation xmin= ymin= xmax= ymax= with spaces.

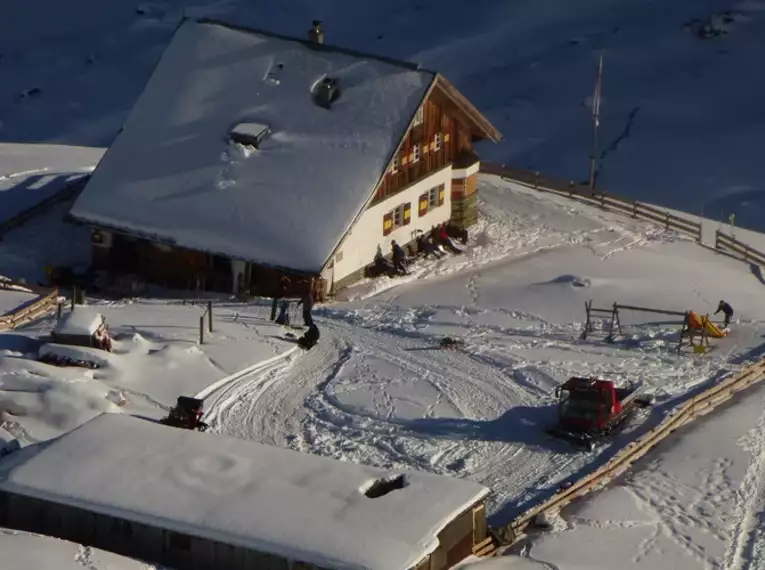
xmin=480 ymin=162 xmax=702 ymax=243
xmin=480 ymin=162 xmax=765 ymax=276
xmin=0 ymin=286 xmax=60 ymax=331
xmin=489 ymin=356 xmax=765 ymax=551
xmin=715 ymin=230 xmax=765 ymax=266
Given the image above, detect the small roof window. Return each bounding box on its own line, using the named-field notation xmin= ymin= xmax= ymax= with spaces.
xmin=229 ymin=122 xmax=271 ymax=149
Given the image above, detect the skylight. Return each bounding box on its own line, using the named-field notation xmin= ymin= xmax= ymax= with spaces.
xmin=229 ymin=122 xmax=271 ymax=148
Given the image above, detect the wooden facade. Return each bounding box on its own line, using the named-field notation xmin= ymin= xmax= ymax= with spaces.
xmin=372 ymin=89 xmax=477 ymax=207
xmin=0 ymin=488 xmax=487 ymax=570
xmin=91 ymin=232 xmax=326 ymax=301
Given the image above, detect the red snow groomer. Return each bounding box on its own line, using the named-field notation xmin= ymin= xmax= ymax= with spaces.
xmin=160 ymin=397 xmax=209 ymax=432
xmin=547 ymin=377 xmax=653 ymax=450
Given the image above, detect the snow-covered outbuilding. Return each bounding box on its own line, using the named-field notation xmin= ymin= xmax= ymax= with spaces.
xmin=0 ymin=413 xmax=491 ymax=570
xmin=50 ymin=307 xmax=111 ymax=351
xmin=68 ymin=18 xmax=502 ymax=300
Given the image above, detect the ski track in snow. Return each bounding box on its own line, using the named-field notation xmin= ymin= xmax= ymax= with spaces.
xmin=204 ymin=297 xmax=731 ymax=520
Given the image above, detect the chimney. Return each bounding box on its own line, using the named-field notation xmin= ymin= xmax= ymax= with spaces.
xmin=308 ymin=20 xmax=324 ymax=44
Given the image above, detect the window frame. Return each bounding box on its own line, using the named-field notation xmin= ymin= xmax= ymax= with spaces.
xmin=428 ymin=187 xmax=439 ymax=208
xmin=413 ymin=106 xmax=424 ymax=126
xmin=434 ymin=132 xmax=443 ymax=151
xmin=412 ymin=144 xmax=420 ymax=164
xmin=391 ymin=155 xmax=399 ymax=174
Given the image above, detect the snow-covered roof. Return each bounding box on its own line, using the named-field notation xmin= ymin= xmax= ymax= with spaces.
xmin=53 ymin=309 xmax=103 ymax=336
xmin=0 ymin=414 xmax=489 ymax=570
xmin=69 ymin=19 xmax=436 ymax=273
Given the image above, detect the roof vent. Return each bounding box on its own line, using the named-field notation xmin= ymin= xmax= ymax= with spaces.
xmin=229 ymin=122 xmax=271 ymax=149
xmin=313 ymin=77 xmax=341 ymax=109
xmin=362 ymin=474 xmax=408 ymax=499
xmin=308 ymin=20 xmax=324 ymax=44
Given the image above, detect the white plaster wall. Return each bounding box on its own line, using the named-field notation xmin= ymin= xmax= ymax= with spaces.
xmin=333 ymin=166 xmax=453 ymax=282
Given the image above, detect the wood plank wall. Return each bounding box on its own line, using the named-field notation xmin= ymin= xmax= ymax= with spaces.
xmin=372 ymin=95 xmax=474 ymax=206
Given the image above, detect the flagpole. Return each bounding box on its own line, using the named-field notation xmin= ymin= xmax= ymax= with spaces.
xmin=588 ymin=53 xmax=604 ymax=190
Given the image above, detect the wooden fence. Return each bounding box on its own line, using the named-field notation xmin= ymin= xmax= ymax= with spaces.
xmin=480 ymin=162 xmax=702 ymax=243
xmin=0 ymin=287 xmax=60 ymax=331
xmin=480 ymin=162 xmax=765 ymax=277
xmin=489 ymin=356 xmax=765 ymax=552
xmin=715 ymin=230 xmax=765 ymax=267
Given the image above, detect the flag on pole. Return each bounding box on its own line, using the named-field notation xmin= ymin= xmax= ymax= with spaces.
xmin=593 ymin=53 xmax=604 ymax=127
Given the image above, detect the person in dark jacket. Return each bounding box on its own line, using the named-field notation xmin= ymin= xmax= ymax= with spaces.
xmin=417 ymin=233 xmax=445 ymax=259
xmin=391 ymin=240 xmax=408 ymax=275
xmin=296 ymin=293 xmax=314 ymax=327
xmin=298 ymin=323 xmax=320 ymax=349
xmin=275 ymin=299 xmax=291 ymax=326
xmin=715 ymin=300 xmax=734 ymax=328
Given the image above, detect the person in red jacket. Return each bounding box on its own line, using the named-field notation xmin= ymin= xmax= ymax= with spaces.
xmin=438 ymin=224 xmax=462 ymax=255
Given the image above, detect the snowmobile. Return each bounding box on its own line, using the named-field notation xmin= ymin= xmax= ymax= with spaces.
xmin=160 ymin=396 xmax=209 ymax=431
xmin=547 ymin=377 xmax=653 ymax=450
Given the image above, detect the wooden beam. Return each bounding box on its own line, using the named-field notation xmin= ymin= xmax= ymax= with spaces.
xmin=433 ymin=75 xmax=503 ymax=143
xmin=615 ymin=304 xmax=687 ymax=317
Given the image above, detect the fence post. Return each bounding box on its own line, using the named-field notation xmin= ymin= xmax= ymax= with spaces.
xmin=70 ymin=286 xmax=76 ymax=311
xmin=57 ymin=302 xmax=62 ymax=320
xmin=665 ymin=213 xmax=670 ymax=230
xmin=632 ymin=201 xmax=638 ymax=219
xmin=207 ymin=301 xmax=213 ymax=332
xmin=600 ymin=193 xmax=605 ymax=209
xmin=535 ymin=171 xmax=540 ymax=189
xmin=199 ymin=315 xmax=204 ymax=344
xmin=568 ymin=181 xmax=575 ymax=198
xmin=745 ymin=246 xmax=750 ymax=263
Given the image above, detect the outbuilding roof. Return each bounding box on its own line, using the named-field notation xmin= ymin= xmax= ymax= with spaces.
xmin=52 ymin=308 xmax=103 ymax=336
xmin=0 ymin=413 xmax=489 ymax=570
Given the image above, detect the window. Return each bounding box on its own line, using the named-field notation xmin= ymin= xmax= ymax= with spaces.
xmin=434 ymin=132 xmax=443 ymax=151
xmin=390 ymin=156 xmax=399 ymax=174
xmin=229 ymin=122 xmax=271 ymax=148
xmin=393 ymin=205 xmax=403 ymax=227
xmin=413 ymin=106 xmax=424 ymax=126
xmin=427 ymin=184 xmax=446 ymax=209
xmin=412 ymin=144 xmax=420 ymax=164
xmin=383 ymin=203 xmax=411 ymax=236
xmin=428 ymin=186 xmax=438 ymax=207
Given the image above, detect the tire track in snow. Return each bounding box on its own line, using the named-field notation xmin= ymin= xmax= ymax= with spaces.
xmin=200 ymin=348 xmax=301 ymax=432
xmin=210 ymin=317 xmax=586 ymax=518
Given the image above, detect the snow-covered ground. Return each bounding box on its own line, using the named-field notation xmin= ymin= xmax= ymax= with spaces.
xmin=0 ymin=527 xmax=158 ymax=570
xmin=1 ymin=174 xmax=764 ymax=566
xmin=526 ymin=383 xmax=765 ymax=570
xmin=3 ymin=0 xmax=765 ymax=232
xmin=0 ymin=298 xmax=296 ymax=444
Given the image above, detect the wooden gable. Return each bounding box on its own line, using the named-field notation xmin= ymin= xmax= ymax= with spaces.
xmin=370 ymin=76 xmax=501 ymax=206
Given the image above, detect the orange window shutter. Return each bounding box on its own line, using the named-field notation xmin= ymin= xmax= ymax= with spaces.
xmin=419 ymin=193 xmax=429 ymax=216
xmin=383 ymin=212 xmax=393 ymax=236
xmin=403 ymin=203 xmax=411 ymax=225
xmin=438 ymin=184 xmax=445 ymax=206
